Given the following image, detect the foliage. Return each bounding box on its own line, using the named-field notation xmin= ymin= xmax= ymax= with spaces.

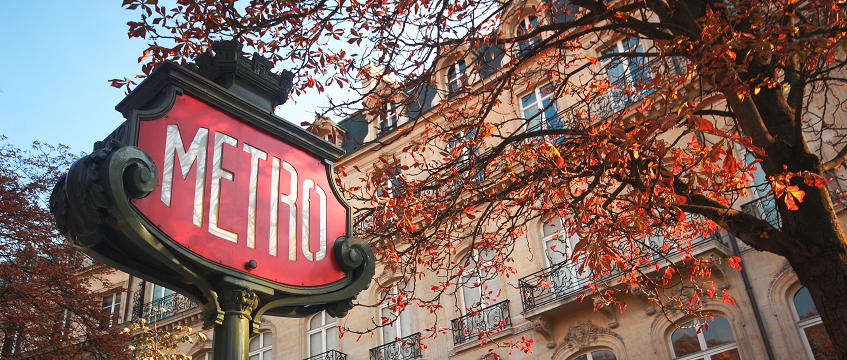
xmin=0 ymin=137 xmax=129 ymax=359
xmin=121 ymin=0 xmax=847 ymax=357
xmin=122 ymin=313 xmax=206 ymax=360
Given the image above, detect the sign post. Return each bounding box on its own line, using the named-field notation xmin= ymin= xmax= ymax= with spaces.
xmin=50 ymin=41 xmax=374 ymax=359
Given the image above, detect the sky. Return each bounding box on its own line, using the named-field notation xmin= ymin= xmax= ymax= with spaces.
xmin=0 ymin=1 xmax=348 ymax=155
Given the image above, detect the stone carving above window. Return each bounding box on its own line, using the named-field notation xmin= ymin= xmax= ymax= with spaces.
xmin=561 ymin=320 xmax=623 ymax=350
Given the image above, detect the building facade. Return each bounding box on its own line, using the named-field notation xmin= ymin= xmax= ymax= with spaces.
xmin=88 ymin=1 xmax=844 ymax=360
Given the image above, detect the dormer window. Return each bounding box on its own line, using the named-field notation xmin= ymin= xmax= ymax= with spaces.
xmin=447 ymin=60 xmax=467 ymax=95
xmin=380 ymin=102 xmax=399 ymax=136
xmin=516 ymin=16 xmax=540 ymax=56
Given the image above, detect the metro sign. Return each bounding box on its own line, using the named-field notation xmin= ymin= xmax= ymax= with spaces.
xmin=51 ymin=52 xmax=372 ymax=332
xmin=132 ymin=94 xmax=346 ymax=286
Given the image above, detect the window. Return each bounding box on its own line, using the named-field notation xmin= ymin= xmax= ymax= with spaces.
xmin=602 ymin=38 xmax=648 ymax=86
xmin=459 ymin=249 xmax=501 ymax=311
xmin=248 ymin=332 xmax=273 ymax=360
xmin=552 ymin=0 xmax=582 ymax=23
xmin=380 ymin=282 xmax=414 ymax=344
xmin=574 ymin=349 xmax=617 ymax=360
xmin=102 ymin=293 xmax=122 ymax=327
xmin=308 ymin=311 xmax=338 ymax=357
xmin=447 ymin=60 xmax=467 ymax=95
xmin=542 ymin=217 xmax=576 ymax=266
xmin=599 ymin=38 xmax=650 ymax=114
xmin=447 ymin=129 xmax=484 ymax=185
xmin=516 ymin=16 xmax=540 ymax=56
xmin=670 ymin=316 xmax=740 ymax=360
xmin=194 ymin=352 xmax=212 ymax=360
xmin=743 ymin=150 xmax=779 ymax=227
xmin=380 ymin=103 xmax=399 ymax=136
xmin=521 ymin=83 xmax=562 ymax=138
xmin=151 ymin=284 xmax=174 ymax=320
xmin=792 ymin=287 xmax=836 ymax=359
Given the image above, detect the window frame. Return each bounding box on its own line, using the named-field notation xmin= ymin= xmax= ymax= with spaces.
xmin=669 ymin=316 xmax=740 ymax=360
xmin=247 ymin=331 xmax=273 ymax=360
xmin=572 ymin=349 xmax=618 ymax=360
xmin=101 ymin=292 xmax=122 ymax=327
xmin=791 ymin=286 xmax=835 ymax=360
xmin=447 ymin=60 xmax=467 ymax=95
xmin=458 ymin=249 xmax=501 ymax=313
xmin=379 ymin=102 xmax=400 ymax=136
xmin=520 ymin=83 xmax=562 ymax=138
xmin=193 ymin=352 xmax=212 ymax=360
xmin=516 ymin=15 xmax=541 ymax=56
xmin=307 ymin=311 xmax=338 ymax=357
xmin=379 ymin=281 xmax=414 ymax=344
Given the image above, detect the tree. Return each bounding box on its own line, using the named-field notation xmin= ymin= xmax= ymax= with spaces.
xmin=0 ymin=137 xmax=129 ymax=359
xmin=121 ymin=0 xmax=847 ymax=357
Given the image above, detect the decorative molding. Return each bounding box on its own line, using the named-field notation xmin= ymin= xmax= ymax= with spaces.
xmin=560 ymin=320 xmax=623 ymax=351
xmin=594 ymin=298 xmax=619 ymax=328
xmin=708 ymin=262 xmax=731 ymax=291
xmin=631 ymin=285 xmax=656 ymax=315
xmin=533 ymin=317 xmax=557 ymax=349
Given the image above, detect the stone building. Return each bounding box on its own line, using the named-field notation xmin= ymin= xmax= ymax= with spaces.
xmin=88 ymin=1 xmax=843 ymax=360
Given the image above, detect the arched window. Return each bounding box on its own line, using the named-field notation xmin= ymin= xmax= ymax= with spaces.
xmin=308 ymin=311 xmax=338 ymax=357
xmin=248 ymin=332 xmax=272 ymax=360
xmin=516 ymin=16 xmax=540 ymax=56
xmin=573 ymin=349 xmax=617 ymax=360
xmin=194 ymin=352 xmax=212 ymax=360
xmin=447 ymin=60 xmax=467 ymax=95
xmin=792 ymin=287 xmax=836 ymax=359
xmin=670 ymin=316 xmax=739 ymax=360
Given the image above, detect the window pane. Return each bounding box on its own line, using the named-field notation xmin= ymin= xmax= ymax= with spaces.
xmin=794 ymin=287 xmax=819 ymax=321
xmin=248 ymin=355 xmax=258 ymax=360
xmin=327 ymin=325 xmax=338 ymax=351
xmin=803 ymin=323 xmax=837 ymax=360
xmin=263 ymin=332 xmax=272 ymax=347
xmin=703 ymin=316 xmax=735 ymax=348
xmin=310 ymin=313 xmax=323 ymax=329
xmin=462 ymin=277 xmax=482 ymax=309
xmin=310 ymin=332 xmax=322 ymax=356
xmin=262 ymin=349 xmax=272 ymax=360
xmin=249 ymin=336 xmax=260 ymax=351
xmin=591 ymin=350 xmax=617 ymax=360
xmin=545 ymin=238 xmax=569 ymax=265
xmin=710 ymin=347 xmax=741 ymax=360
xmin=573 ymin=355 xmax=588 ymax=360
xmin=521 ymin=92 xmax=537 ymax=110
xmin=543 ymin=218 xmax=564 ymax=238
xmin=399 ymin=307 xmax=413 ymax=339
xmin=381 ymin=307 xmax=396 ymax=343
xmin=671 ymin=327 xmax=702 ymax=357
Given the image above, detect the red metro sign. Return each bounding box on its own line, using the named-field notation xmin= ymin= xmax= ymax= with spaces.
xmin=132 ymin=94 xmax=346 ymax=286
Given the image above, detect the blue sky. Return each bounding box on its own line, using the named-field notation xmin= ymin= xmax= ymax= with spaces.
xmin=0 ymin=1 xmax=345 ymax=155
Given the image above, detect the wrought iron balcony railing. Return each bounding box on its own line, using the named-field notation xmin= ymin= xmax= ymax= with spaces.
xmin=740 ymin=195 xmax=781 ymax=228
xmin=131 ymin=292 xmax=198 ymax=323
xmin=450 ymin=300 xmax=511 ymax=345
xmin=519 ymin=223 xmax=724 ymax=313
xmin=369 ymin=333 xmax=422 ymax=360
xmin=305 ymin=350 xmax=348 ymax=360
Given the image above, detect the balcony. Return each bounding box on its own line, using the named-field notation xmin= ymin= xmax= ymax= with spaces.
xmin=519 ymin=226 xmax=726 ymax=313
xmin=131 ymin=292 xmax=198 ymax=323
xmin=451 ymin=300 xmax=511 ymax=345
xmin=305 ymin=350 xmax=348 ymax=360
xmin=369 ymin=333 xmax=422 ymax=360
xmin=740 ymin=195 xmax=781 ymax=228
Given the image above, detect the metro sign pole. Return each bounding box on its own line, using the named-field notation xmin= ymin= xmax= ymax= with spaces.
xmin=49 ymin=41 xmax=374 ymax=360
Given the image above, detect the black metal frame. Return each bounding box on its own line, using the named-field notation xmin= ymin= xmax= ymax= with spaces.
xmin=519 ymin=222 xmax=724 ymax=312
xmin=369 ymin=333 xmax=422 ymax=360
xmin=450 ymin=300 xmax=511 ymax=345
xmin=131 ymin=292 xmax=198 ymax=323
xmin=305 ymin=350 xmax=348 ymax=360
